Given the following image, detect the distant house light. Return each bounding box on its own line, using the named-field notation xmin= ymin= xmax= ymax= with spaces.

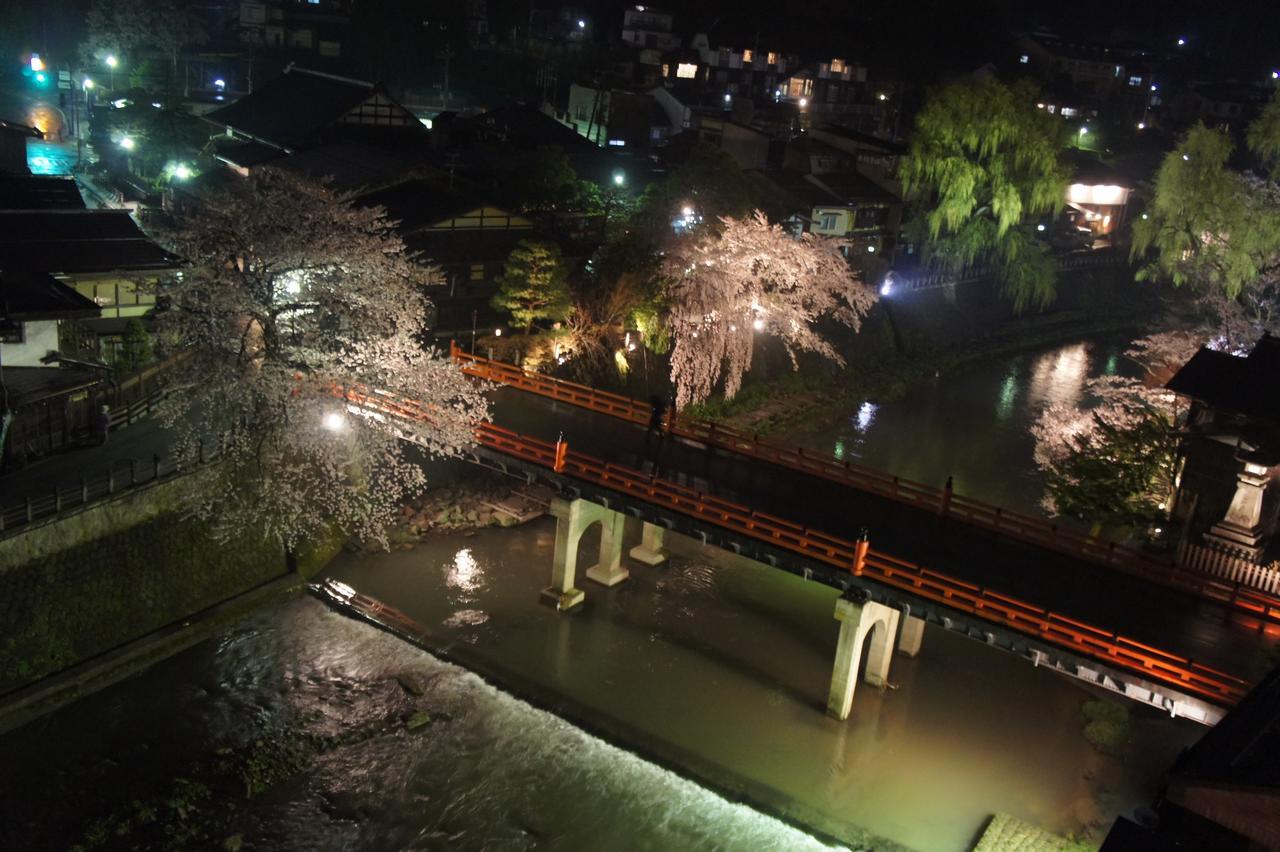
xmin=723 ymin=92 xmax=732 ymax=103
xmin=1273 ymin=70 xmax=1279 ymax=79
xmin=798 ymin=97 xmax=808 ymax=107
xmin=213 ymin=78 xmax=226 ymax=89
xmin=742 ymin=49 xmax=753 ymax=62
xmin=1176 ymin=37 xmax=1185 ymax=46
xmin=577 ymin=19 xmax=585 ymax=28
xmin=676 ymin=62 xmax=697 ymax=79
xmin=1128 ymin=75 xmax=1142 ymax=86
xmin=420 ymin=117 xmax=433 ymax=129
xmin=607 ymin=139 xmax=626 ymax=146
xmin=1019 ymin=54 xmax=1029 ymax=64
xmin=1066 ymin=184 xmax=1129 ymax=206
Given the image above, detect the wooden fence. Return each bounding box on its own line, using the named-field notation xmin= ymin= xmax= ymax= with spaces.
xmin=1178 ymin=539 xmax=1280 ymax=596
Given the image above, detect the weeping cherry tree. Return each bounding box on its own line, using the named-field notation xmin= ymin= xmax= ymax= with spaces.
xmin=156 ymin=169 xmax=489 ymax=549
xmin=661 ymin=212 xmax=877 ymax=408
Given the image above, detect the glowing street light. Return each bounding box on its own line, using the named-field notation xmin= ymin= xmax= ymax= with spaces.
xmin=30 ymin=54 xmax=45 ymax=72
xmin=83 ymin=78 xmax=95 ymax=90
xmin=214 ymin=78 xmax=226 ymax=90
xmin=172 ymin=163 xmax=192 ymax=180
xmin=494 ymin=327 xmax=503 ymax=337
xmin=613 ymin=171 xmax=625 ymax=186
xmin=723 ymin=92 xmax=732 ymax=103
xmin=1137 ymin=121 xmax=1146 ymax=130
xmin=752 ymin=317 xmax=765 ymax=331
xmin=323 ymin=412 xmax=346 ymax=432
xmin=577 ymin=19 xmax=585 ymax=28
xmin=798 ymin=97 xmax=808 ymax=108
xmin=1176 ymin=37 xmax=1185 ymax=46
xmin=119 ymin=136 xmax=135 ymax=151
xmin=105 ymin=54 xmax=118 ymax=68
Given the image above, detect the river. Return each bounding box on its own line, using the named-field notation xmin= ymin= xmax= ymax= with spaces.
xmin=0 ymin=337 xmax=1222 ymax=852
xmin=793 ymin=335 xmax=1143 ymax=516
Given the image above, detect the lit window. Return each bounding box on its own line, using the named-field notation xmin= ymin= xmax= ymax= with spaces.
xmin=1061 ymin=107 xmax=1077 ymax=117
xmin=662 ymin=63 xmax=669 ymax=77
xmin=1128 ymin=75 xmax=1142 ymax=86
xmin=742 ymin=49 xmax=753 ymax=63
xmin=831 ymin=58 xmax=845 ymax=73
xmin=766 ymin=52 xmax=777 ymax=65
xmin=470 ymin=264 xmax=485 ymax=281
xmin=1046 ymin=104 xmax=1056 ymax=114
xmin=1115 ymin=65 xmax=1122 ymax=77
xmin=1019 ymin=54 xmax=1029 ymax=64
xmin=676 ymin=62 xmax=697 ymax=79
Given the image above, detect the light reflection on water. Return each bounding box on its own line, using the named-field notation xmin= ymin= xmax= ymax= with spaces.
xmin=800 ymin=337 xmax=1141 ymax=514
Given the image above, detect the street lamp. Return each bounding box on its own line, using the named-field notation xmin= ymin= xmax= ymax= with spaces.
xmin=119 ymin=136 xmax=135 ymax=150
xmin=105 ymin=54 xmax=118 ymax=89
xmin=323 ymin=412 xmax=345 ymax=432
xmin=613 ymin=171 xmax=625 ymax=187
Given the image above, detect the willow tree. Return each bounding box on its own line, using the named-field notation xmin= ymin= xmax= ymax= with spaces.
xmin=1131 ymin=98 xmax=1280 ymax=348
xmin=662 ymin=212 xmax=877 ymax=408
xmin=901 ymin=77 xmax=1069 ymax=312
xmin=156 ymin=169 xmax=488 ymax=549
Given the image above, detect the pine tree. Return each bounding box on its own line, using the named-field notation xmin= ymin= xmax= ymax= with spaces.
xmin=492 ymin=240 xmax=572 ymax=333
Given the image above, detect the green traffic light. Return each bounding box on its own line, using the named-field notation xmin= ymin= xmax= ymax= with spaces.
xmin=34 ymin=72 xmax=47 ymax=84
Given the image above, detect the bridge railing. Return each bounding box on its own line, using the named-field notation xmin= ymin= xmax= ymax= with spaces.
xmin=464 ymin=420 xmax=1250 ymax=707
xmin=451 ymin=345 xmax=1280 ymax=625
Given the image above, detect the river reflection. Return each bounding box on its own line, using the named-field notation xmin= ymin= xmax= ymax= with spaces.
xmin=799 ymin=337 xmax=1142 ymax=515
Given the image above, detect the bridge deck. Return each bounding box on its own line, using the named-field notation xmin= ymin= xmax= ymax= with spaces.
xmin=490 ymin=387 xmax=1279 ymax=684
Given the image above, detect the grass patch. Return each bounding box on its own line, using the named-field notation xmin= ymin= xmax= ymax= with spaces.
xmin=1081 ymin=700 xmax=1130 ymax=755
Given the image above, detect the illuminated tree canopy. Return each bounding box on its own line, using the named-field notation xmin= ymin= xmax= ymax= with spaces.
xmin=1132 ymin=101 xmax=1280 ymax=354
xmin=492 ymin=240 xmax=573 ymax=332
xmin=661 ymin=212 xmax=877 ymax=408
xmin=901 ymin=77 xmax=1069 ymax=312
xmin=157 ymin=169 xmax=488 ymax=549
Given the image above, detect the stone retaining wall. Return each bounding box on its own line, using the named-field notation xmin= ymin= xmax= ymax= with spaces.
xmin=0 ymin=479 xmax=287 ymax=694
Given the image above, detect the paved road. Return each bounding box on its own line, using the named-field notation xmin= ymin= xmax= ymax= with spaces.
xmin=489 ymin=387 xmax=1280 ymax=682
xmin=0 ymin=419 xmax=173 ymax=505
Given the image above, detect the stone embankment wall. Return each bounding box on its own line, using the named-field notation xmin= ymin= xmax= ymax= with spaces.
xmin=0 ymin=478 xmax=288 ymax=694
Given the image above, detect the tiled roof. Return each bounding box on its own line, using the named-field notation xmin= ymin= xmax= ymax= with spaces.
xmin=1 ymin=270 xmax=100 ymax=320
xmin=206 ymin=66 xmax=387 ymax=149
xmin=0 ymin=210 xmax=180 ymax=275
xmin=0 ymin=175 xmax=85 ymax=210
xmin=1166 ymin=335 xmax=1280 ymax=423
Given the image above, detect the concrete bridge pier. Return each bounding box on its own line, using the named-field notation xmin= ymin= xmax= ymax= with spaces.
xmin=540 ymin=498 xmax=629 ymax=612
xmin=827 ymin=595 xmax=901 ymax=721
xmin=628 ymin=522 xmax=668 ymax=566
xmin=898 ymin=614 xmax=925 ymax=658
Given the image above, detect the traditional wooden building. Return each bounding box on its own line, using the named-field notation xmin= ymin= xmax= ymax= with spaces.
xmin=1166 ymin=335 xmax=1280 ymax=576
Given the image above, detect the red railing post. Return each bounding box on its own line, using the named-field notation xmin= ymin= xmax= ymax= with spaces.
xmin=554 ymin=434 xmax=568 ymax=472
xmin=852 ymin=531 xmax=870 ymax=576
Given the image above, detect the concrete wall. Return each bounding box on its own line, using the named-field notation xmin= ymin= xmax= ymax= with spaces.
xmin=1 ymin=320 xmax=59 ymax=366
xmin=0 ymin=477 xmax=288 ymax=693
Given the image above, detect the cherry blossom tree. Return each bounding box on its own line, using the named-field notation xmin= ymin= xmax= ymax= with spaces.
xmin=661 ymin=212 xmax=877 ymax=408
xmin=1031 ymin=375 xmax=1180 ymax=527
xmin=155 ymin=169 xmax=489 ymax=549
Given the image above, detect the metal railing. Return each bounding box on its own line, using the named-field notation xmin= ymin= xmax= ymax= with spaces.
xmin=450 ymin=345 xmax=1280 ymax=624
xmin=0 ymin=444 xmax=218 ymax=538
